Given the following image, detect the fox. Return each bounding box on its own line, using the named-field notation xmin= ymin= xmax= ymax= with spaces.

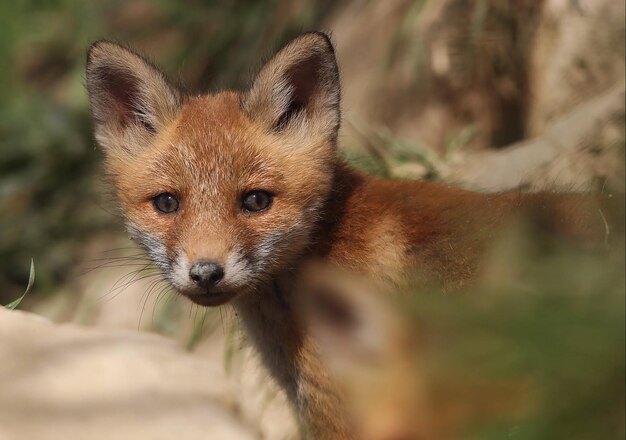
xmin=86 ymin=32 xmax=614 ymax=439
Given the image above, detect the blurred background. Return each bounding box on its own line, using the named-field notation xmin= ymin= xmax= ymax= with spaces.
xmin=1 ymin=0 xmax=624 ymax=305
xmin=0 ymin=1 xmax=624 ymax=439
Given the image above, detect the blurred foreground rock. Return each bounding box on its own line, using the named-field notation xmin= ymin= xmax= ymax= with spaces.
xmin=0 ymin=307 xmax=296 ymax=440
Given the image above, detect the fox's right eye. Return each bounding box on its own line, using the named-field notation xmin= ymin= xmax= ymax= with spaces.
xmin=153 ymin=193 xmax=179 ymax=214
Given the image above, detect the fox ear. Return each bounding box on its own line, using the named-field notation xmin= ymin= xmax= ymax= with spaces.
xmin=243 ymin=32 xmax=340 ymax=144
xmin=86 ymin=41 xmax=181 ymax=154
xmin=299 ymin=269 xmax=398 ymax=361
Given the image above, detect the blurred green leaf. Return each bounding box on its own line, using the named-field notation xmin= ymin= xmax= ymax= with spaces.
xmin=4 ymin=259 xmax=35 ymax=310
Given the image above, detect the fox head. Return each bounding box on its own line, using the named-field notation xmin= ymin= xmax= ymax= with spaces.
xmin=86 ymin=32 xmax=341 ymax=306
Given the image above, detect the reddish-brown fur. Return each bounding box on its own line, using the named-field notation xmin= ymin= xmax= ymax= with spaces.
xmin=86 ymin=32 xmax=613 ymax=439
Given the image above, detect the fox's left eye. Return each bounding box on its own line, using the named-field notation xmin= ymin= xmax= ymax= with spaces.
xmin=153 ymin=192 xmax=179 ymax=213
xmin=242 ymin=190 xmax=273 ymax=213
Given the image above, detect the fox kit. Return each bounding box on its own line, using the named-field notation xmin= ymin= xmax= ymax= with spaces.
xmin=87 ymin=32 xmax=611 ymax=439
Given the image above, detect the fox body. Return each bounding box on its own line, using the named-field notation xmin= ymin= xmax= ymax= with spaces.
xmin=86 ymin=33 xmax=609 ymax=439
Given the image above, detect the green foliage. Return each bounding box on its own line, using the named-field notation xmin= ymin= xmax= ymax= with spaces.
xmin=404 ymin=230 xmax=625 ymax=439
xmin=4 ymin=259 xmax=35 ymax=310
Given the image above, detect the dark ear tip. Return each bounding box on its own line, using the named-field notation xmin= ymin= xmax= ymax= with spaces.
xmin=302 ymin=30 xmax=333 ymax=44
xmin=295 ymin=31 xmax=336 ymax=55
xmin=86 ymin=40 xmax=119 ymax=65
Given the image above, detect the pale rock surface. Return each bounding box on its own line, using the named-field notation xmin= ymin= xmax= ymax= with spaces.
xmin=0 ymin=306 xmax=294 ymax=440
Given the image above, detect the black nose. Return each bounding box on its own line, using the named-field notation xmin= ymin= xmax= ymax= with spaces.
xmin=189 ymin=261 xmax=224 ymax=289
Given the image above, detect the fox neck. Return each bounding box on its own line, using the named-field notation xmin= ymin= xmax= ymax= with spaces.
xmin=234 ymin=287 xmax=352 ymax=440
xmin=232 ymin=161 xmax=362 ymax=440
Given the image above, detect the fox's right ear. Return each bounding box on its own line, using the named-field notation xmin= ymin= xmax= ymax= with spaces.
xmin=86 ymin=41 xmax=181 ymax=155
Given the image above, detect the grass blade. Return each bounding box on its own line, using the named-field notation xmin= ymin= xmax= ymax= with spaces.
xmin=5 ymin=259 xmax=35 ymax=310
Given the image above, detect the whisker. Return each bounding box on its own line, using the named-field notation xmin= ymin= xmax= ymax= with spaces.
xmin=141 ymin=283 xmax=172 ymax=330
xmin=99 ymin=268 xmax=160 ymax=302
xmin=139 ymin=277 xmax=166 ymax=312
xmin=99 ymin=275 xmax=160 ymax=304
xmin=86 ymin=256 xmax=150 ymax=265
xmin=109 ymin=268 xmax=153 ymax=292
xmin=138 ymin=285 xmax=157 ymax=330
xmin=99 ymin=246 xmax=143 ymax=254
xmin=151 ymin=285 xmax=173 ymax=325
xmin=79 ymin=261 xmax=154 ymax=277
xmin=90 ymin=252 xmax=148 ymax=259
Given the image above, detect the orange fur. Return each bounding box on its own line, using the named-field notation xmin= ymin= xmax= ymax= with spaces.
xmin=86 ymin=32 xmax=614 ymax=439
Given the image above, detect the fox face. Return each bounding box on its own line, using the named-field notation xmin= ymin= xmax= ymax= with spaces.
xmin=86 ymin=33 xmax=340 ymax=306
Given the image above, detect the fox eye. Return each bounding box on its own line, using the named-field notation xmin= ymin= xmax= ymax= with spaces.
xmin=242 ymin=190 xmax=272 ymax=213
xmin=153 ymin=193 xmax=179 ymax=213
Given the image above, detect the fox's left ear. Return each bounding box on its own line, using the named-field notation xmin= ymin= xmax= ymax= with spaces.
xmin=243 ymin=32 xmax=340 ymax=144
xmin=297 ymin=267 xmax=400 ymax=362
